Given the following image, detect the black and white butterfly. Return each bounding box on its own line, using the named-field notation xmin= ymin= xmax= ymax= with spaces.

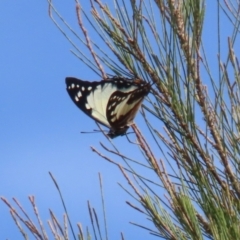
xmin=66 ymin=76 xmax=150 ymax=138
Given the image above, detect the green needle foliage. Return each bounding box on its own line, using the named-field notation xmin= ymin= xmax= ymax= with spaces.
xmin=3 ymin=0 xmax=240 ymax=239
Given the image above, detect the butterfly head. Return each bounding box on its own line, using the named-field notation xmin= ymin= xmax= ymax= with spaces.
xmin=107 ymin=125 xmax=129 ymax=138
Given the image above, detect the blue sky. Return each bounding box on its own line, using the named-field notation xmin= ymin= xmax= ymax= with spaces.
xmin=0 ymin=1 xmax=234 ymax=239
xmin=0 ymin=1 xmax=158 ymax=239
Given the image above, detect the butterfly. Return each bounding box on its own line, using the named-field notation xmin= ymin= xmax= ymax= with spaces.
xmin=65 ymin=76 xmax=150 ymax=138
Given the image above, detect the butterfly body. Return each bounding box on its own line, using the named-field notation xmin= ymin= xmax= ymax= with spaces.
xmin=66 ymin=77 xmax=150 ymax=138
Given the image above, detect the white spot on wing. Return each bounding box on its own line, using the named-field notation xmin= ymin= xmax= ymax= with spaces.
xmin=75 ymin=96 xmax=79 ymax=102
xmin=77 ymin=91 xmax=82 ymax=98
xmin=85 ymin=103 xmax=90 ymax=109
xmin=71 ymin=83 xmax=75 ymax=88
xmin=82 ymin=86 xmax=85 ymax=91
xmin=88 ymin=86 xmax=92 ymax=91
xmin=111 ymin=116 xmax=117 ymax=122
xmin=77 ymin=85 xmax=79 ymax=88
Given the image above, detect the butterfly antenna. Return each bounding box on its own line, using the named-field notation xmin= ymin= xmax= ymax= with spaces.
xmin=81 ymin=129 xmax=108 ymax=134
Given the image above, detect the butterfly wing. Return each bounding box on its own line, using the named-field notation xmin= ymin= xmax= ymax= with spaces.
xmin=106 ymin=83 xmax=150 ymax=131
xmin=66 ymin=77 xmax=150 ymax=138
xmin=66 ymin=77 xmax=113 ymax=128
